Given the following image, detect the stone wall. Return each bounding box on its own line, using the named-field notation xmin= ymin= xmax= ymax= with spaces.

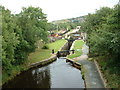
xmin=29 ymin=55 xmax=57 ymax=69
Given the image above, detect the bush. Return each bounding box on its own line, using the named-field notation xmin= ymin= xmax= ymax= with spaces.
xmin=42 ymin=45 xmax=49 ymax=49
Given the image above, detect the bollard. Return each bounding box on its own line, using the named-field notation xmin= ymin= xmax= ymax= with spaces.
xmin=72 ymin=50 xmax=75 ymax=54
xmin=52 ymin=49 xmax=54 ymax=54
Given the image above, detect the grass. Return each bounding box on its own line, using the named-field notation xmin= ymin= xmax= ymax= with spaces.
xmin=27 ymin=39 xmax=67 ymax=64
xmin=47 ymin=39 xmax=67 ymax=53
xmin=96 ymin=56 xmax=120 ymax=88
xmin=68 ymin=40 xmax=85 ymax=59
xmin=68 ymin=51 xmax=82 ymax=59
xmin=27 ymin=49 xmax=51 ymax=64
xmin=73 ymin=40 xmax=85 ymax=49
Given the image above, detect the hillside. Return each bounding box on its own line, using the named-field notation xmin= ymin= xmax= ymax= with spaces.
xmin=51 ymin=16 xmax=85 ymax=24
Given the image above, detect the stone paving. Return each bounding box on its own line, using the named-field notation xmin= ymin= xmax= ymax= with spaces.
xmin=73 ymin=44 xmax=105 ymax=88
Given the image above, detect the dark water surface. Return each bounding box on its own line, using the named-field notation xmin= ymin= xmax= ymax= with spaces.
xmin=3 ymin=58 xmax=84 ymax=88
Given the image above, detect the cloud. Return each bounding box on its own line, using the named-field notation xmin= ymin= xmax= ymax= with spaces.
xmin=0 ymin=0 xmax=119 ymax=21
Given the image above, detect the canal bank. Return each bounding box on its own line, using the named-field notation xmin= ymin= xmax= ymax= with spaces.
xmin=3 ymin=39 xmax=85 ymax=88
xmin=2 ymin=39 xmax=68 ymax=86
xmin=2 ymin=38 xmax=75 ymax=87
xmin=28 ymin=39 xmax=73 ymax=69
xmin=3 ymin=58 xmax=84 ymax=88
xmin=67 ymin=43 xmax=106 ymax=88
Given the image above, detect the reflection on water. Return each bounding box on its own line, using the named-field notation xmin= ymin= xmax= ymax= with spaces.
xmin=3 ymin=58 xmax=84 ymax=88
xmin=50 ymin=58 xmax=84 ymax=88
xmin=3 ymin=66 xmax=51 ymax=88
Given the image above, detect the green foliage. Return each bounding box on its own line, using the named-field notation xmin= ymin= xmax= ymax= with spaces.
xmin=42 ymin=45 xmax=49 ymax=49
xmin=48 ymin=23 xmax=57 ymax=31
xmin=1 ymin=5 xmax=50 ymax=84
xmin=49 ymin=22 xmax=78 ymax=31
xmin=81 ymin=5 xmax=120 ymax=58
xmin=2 ymin=6 xmax=19 ymax=70
xmin=80 ymin=4 xmax=120 ymax=88
xmin=96 ymin=56 xmax=120 ymax=88
xmin=58 ymin=22 xmax=78 ymax=30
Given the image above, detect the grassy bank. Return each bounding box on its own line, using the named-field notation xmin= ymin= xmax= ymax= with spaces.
xmin=27 ymin=39 xmax=67 ymax=64
xmin=2 ymin=39 xmax=67 ymax=85
xmin=95 ymin=56 xmax=120 ymax=88
xmin=68 ymin=40 xmax=85 ymax=59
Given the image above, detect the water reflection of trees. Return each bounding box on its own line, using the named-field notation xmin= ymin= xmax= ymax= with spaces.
xmin=31 ymin=66 xmax=51 ymax=88
xmin=3 ymin=66 xmax=51 ymax=88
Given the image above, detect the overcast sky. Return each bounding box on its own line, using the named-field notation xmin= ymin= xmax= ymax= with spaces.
xmin=0 ymin=0 xmax=119 ymax=22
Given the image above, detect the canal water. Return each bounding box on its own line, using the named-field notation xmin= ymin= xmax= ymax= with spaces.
xmin=3 ymin=58 xmax=84 ymax=88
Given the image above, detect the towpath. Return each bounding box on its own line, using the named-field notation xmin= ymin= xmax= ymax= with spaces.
xmin=73 ymin=44 xmax=105 ymax=88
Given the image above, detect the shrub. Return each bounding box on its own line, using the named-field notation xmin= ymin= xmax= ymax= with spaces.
xmin=42 ymin=45 xmax=49 ymax=49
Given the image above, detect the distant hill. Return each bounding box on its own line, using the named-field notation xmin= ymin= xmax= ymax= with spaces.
xmin=68 ymin=16 xmax=85 ymax=23
xmin=51 ymin=16 xmax=85 ymax=24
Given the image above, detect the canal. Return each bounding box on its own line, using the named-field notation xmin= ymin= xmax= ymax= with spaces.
xmin=3 ymin=58 xmax=84 ymax=88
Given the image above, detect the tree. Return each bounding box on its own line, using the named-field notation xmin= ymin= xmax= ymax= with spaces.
xmin=80 ymin=5 xmax=120 ymax=87
xmin=14 ymin=6 xmax=49 ymax=64
xmin=1 ymin=6 xmax=19 ymax=69
xmin=81 ymin=4 xmax=120 ymax=73
xmin=1 ymin=5 xmax=49 ymax=68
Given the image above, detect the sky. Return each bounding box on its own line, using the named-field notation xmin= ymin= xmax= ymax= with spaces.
xmin=0 ymin=0 xmax=119 ymax=22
